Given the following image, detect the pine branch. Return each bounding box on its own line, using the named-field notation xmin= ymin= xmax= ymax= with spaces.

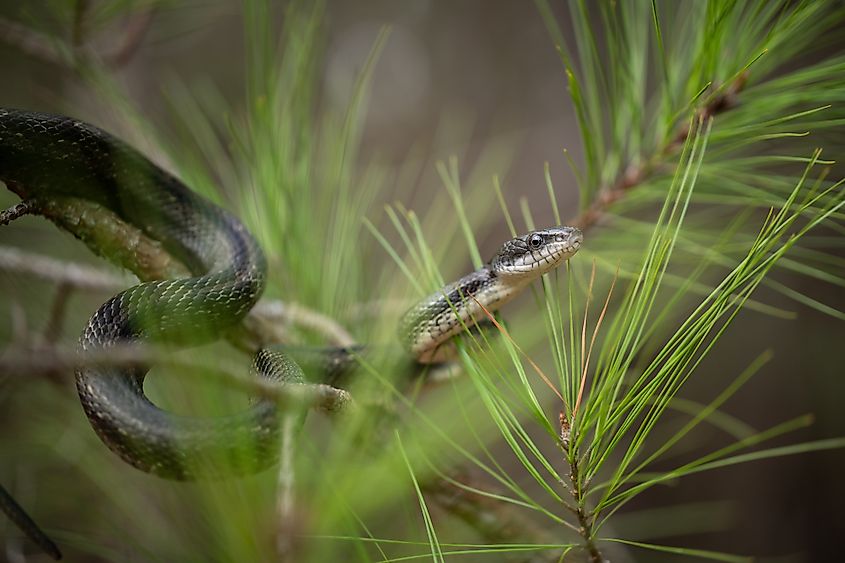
xmin=0 ymin=193 xmax=354 ymax=353
xmin=567 ymin=454 xmax=602 ymax=563
xmin=0 ymin=341 xmax=354 ymax=414
xmin=0 ymin=6 xmax=155 ymax=69
xmin=570 ymin=73 xmax=746 ymax=233
xmin=0 ymin=200 xmax=34 ymax=225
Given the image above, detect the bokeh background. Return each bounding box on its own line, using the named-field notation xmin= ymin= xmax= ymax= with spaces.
xmin=1 ymin=1 xmax=843 ymax=561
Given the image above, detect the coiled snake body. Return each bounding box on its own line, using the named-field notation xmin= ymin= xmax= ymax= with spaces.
xmin=0 ymin=108 xmax=582 ymax=554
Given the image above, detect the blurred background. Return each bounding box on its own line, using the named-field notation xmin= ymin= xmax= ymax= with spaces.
xmin=1 ymin=1 xmax=843 ymax=562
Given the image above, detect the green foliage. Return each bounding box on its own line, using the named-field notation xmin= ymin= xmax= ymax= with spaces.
xmin=2 ymin=0 xmax=844 ymax=562
xmin=370 ymin=1 xmax=845 ymax=560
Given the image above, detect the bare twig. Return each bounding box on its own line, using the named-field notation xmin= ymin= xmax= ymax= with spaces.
xmin=276 ymin=415 xmax=300 ymax=561
xmin=0 ymin=484 xmax=61 ymax=561
xmin=104 ymin=8 xmax=156 ymax=68
xmin=345 ymin=298 xmax=411 ymax=320
xmin=0 ymin=245 xmax=129 ymax=290
xmin=9 ymin=303 xmax=28 ymax=345
xmin=567 ymin=453 xmax=602 ymax=563
xmin=72 ymin=0 xmax=91 ymax=48
xmin=433 ymin=79 xmax=749 ymax=562
xmin=254 ymin=301 xmax=356 ymax=348
xmin=41 ymin=282 xmax=72 ymax=344
xmin=19 ymin=196 xmax=189 ymax=281
xmin=0 ymin=6 xmax=155 ymax=69
xmin=0 ymin=201 xmax=35 ymax=226
xmin=36 ymin=282 xmax=76 ymax=386
xmin=0 ymin=343 xmax=355 ymax=414
xmin=0 ymin=17 xmax=71 ymax=66
xmin=0 ymin=240 xmax=357 ymax=350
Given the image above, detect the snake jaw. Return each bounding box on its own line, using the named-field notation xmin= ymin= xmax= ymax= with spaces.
xmin=491 ymin=226 xmax=583 ymax=278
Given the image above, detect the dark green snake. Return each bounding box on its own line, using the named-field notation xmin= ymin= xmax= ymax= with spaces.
xmin=0 ymin=108 xmax=582 ymax=557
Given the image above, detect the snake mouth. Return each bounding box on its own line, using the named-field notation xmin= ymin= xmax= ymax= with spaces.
xmin=555 ymin=227 xmax=583 ymax=256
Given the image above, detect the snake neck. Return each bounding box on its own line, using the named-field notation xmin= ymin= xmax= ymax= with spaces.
xmin=401 ymin=265 xmax=532 ymax=363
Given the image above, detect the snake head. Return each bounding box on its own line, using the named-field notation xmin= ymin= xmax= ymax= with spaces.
xmin=491 ymin=226 xmax=583 ymax=277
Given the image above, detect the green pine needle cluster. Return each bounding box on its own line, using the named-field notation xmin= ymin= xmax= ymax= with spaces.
xmin=1 ymin=0 xmax=844 ymax=562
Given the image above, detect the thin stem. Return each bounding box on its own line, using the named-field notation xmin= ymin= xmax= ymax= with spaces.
xmin=0 ymin=239 xmax=354 ymax=349
xmin=254 ymin=301 xmax=356 ymax=347
xmin=41 ymin=282 xmax=73 ymax=344
xmin=104 ymin=8 xmax=156 ymax=68
xmin=72 ymin=0 xmax=90 ymax=47
xmin=0 ymin=7 xmax=154 ymax=69
xmin=568 ymin=453 xmax=602 ymax=563
xmin=0 ymin=342 xmax=355 ymax=414
xmin=0 ymin=18 xmax=70 ymax=66
xmin=0 ymin=244 xmax=126 ymax=290
xmin=0 ymin=484 xmax=61 ymax=560
xmin=276 ymin=415 xmax=299 ymax=561
xmin=0 ymin=200 xmax=34 ymax=225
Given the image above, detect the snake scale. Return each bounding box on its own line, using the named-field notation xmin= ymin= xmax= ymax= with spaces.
xmin=0 ymin=108 xmax=582 ymax=557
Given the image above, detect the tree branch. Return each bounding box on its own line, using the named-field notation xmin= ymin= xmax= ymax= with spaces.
xmin=0 ymin=191 xmax=358 ymax=351
xmin=103 ymin=8 xmax=156 ymax=68
xmin=0 ymin=240 xmax=357 ymax=351
xmin=0 ymin=244 xmax=128 ymax=290
xmin=0 ymin=6 xmax=155 ymax=69
xmin=0 ymin=484 xmax=61 ymax=561
xmin=569 ymin=74 xmax=747 ymax=233
xmin=0 ymin=342 xmax=355 ymax=414
xmin=275 ymin=415 xmax=302 ymax=562
xmin=567 ymin=453 xmax=602 ymax=563
xmin=254 ymin=301 xmax=355 ymax=348
xmin=41 ymin=282 xmax=72 ymax=344
xmin=0 ymin=17 xmax=71 ymax=66
xmin=0 ymin=200 xmax=35 ymax=226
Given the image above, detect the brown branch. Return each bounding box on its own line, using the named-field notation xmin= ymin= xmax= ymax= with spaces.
xmin=254 ymin=301 xmax=356 ymax=348
xmin=103 ymin=8 xmax=156 ymax=68
xmin=418 ymin=74 xmax=746 ymax=552
xmin=72 ymin=0 xmax=91 ymax=48
xmin=0 ymin=6 xmax=155 ymax=70
xmin=0 ymin=187 xmax=358 ymax=349
xmin=41 ymin=282 xmax=73 ymax=344
xmin=569 ymin=73 xmax=747 ymax=233
xmin=0 ymin=240 xmax=355 ymax=352
xmin=275 ymin=416 xmax=302 ymax=562
xmin=0 ymin=197 xmax=360 ymax=414
xmin=567 ymin=454 xmax=602 ymax=563
xmin=0 ymin=342 xmax=355 ymax=414
xmin=27 ymin=196 xmax=189 ymax=281
xmin=0 ymin=73 xmax=750 ymax=563
xmin=0 ymin=200 xmax=35 ymax=226
xmin=9 ymin=302 xmax=28 ymax=345
xmin=0 ymin=17 xmax=72 ymax=66
xmin=0 ymin=484 xmax=62 ymax=560
xmin=0 ymin=244 xmax=129 ymax=291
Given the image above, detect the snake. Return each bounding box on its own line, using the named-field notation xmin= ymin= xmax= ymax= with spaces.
xmin=0 ymin=108 xmax=583 ymax=557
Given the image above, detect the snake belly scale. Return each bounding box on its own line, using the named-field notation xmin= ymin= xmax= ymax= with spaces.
xmin=0 ymin=108 xmax=582 ymax=556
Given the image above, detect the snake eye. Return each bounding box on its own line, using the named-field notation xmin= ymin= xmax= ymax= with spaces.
xmin=528 ymin=234 xmax=543 ymax=249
